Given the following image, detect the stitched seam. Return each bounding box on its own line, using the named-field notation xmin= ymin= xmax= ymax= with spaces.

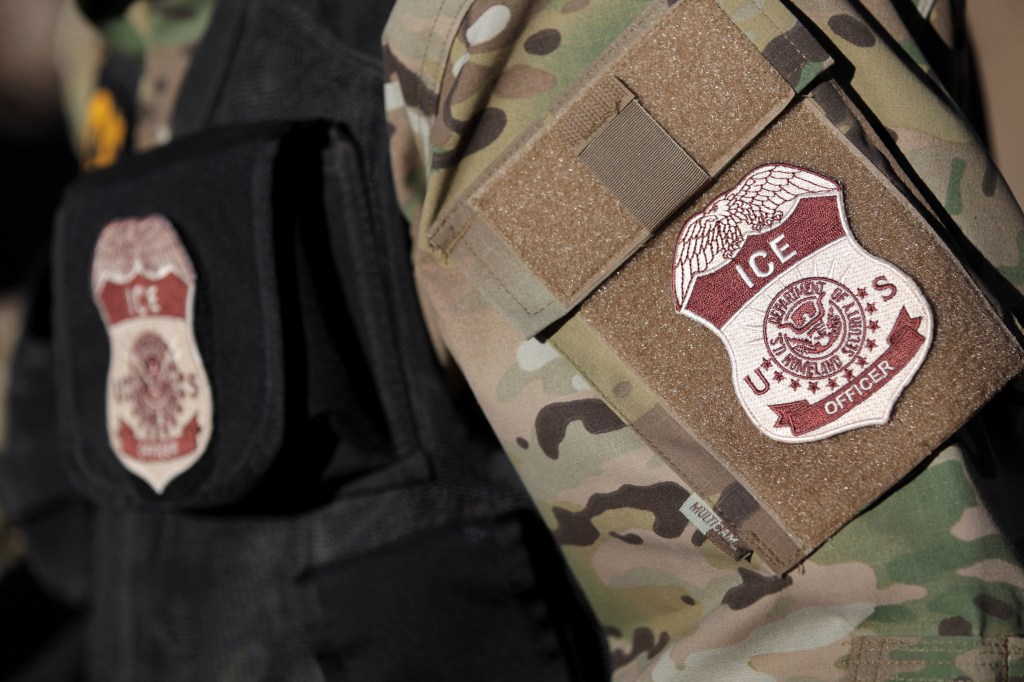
xmin=419 ymin=0 xmax=473 ymax=139
xmin=625 ymin=403 xmax=797 ymax=569
xmin=463 ymin=237 xmax=559 ymax=316
xmin=413 ymin=4 xmax=442 ymax=172
xmin=554 ymin=350 xmax=796 ymax=570
xmin=1002 ymin=635 xmax=1010 ymax=682
xmin=848 ymin=638 xmax=864 ymax=681
xmin=429 ymin=210 xmax=472 ymax=255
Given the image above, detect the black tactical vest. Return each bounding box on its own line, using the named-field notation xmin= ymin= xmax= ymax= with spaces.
xmin=0 ymin=1 xmax=608 ymax=679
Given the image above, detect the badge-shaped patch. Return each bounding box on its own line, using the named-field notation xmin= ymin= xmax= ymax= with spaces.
xmin=672 ymin=164 xmax=932 ymax=442
xmin=91 ymin=215 xmax=213 ymax=492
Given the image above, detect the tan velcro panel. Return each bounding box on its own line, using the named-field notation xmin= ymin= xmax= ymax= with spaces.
xmin=551 ymin=99 xmax=1024 ymax=572
xmin=431 ymin=0 xmax=814 ymax=337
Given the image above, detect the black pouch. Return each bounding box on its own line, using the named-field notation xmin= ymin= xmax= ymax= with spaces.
xmin=54 ymin=123 xmax=299 ymax=507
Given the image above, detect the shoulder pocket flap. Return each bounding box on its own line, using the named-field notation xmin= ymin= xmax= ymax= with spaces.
xmin=54 ymin=124 xmax=289 ymax=506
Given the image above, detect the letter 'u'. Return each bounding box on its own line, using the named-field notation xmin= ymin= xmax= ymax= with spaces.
xmin=744 ymin=368 xmax=770 ymax=395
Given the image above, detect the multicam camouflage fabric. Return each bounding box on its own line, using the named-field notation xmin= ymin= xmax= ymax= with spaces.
xmin=384 ymin=0 xmax=1024 ymax=679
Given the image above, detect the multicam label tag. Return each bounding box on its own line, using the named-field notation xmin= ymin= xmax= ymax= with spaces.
xmin=673 ymin=164 xmax=933 ymax=442
xmin=91 ymin=215 xmax=213 ymax=493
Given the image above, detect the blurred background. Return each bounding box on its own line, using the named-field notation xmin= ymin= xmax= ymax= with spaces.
xmin=0 ymin=0 xmax=75 ymax=468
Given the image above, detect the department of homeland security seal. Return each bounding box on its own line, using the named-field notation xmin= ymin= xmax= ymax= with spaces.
xmin=672 ymin=164 xmax=932 ymax=442
xmin=91 ymin=215 xmax=213 ymax=492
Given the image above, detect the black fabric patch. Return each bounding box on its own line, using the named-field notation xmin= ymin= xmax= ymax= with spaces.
xmin=54 ymin=123 xmax=289 ymax=506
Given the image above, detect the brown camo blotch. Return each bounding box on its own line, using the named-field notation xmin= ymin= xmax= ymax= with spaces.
xmin=535 ymin=398 xmax=624 ymax=460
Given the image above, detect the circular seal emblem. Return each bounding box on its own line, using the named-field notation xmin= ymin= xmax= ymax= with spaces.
xmin=763 ymin=277 xmax=865 ymax=381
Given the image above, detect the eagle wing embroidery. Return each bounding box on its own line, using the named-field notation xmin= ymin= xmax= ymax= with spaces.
xmin=672 ymin=164 xmax=839 ymax=311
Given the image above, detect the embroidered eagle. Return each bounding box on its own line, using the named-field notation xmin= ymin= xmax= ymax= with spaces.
xmin=672 ymin=164 xmax=840 ymax=311
xmin=92 ymin=215 xmax=196 ymax=295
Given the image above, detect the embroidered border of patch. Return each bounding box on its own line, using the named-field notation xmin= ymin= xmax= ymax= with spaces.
xmin=672 ymin=164 xmax=933 ymax=442
xmin=91 ymin=214 xmax=214 ymax=493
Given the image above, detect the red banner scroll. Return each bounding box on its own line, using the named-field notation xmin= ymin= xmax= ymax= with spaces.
xmin=769 ymin=307 xmax=926 ymax=436
xmin=118 ymin=415 xmax=201 ymax=461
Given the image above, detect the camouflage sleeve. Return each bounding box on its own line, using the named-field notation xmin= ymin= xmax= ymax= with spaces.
xmin=383 ymin=1 xmax=1024 ymax=679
